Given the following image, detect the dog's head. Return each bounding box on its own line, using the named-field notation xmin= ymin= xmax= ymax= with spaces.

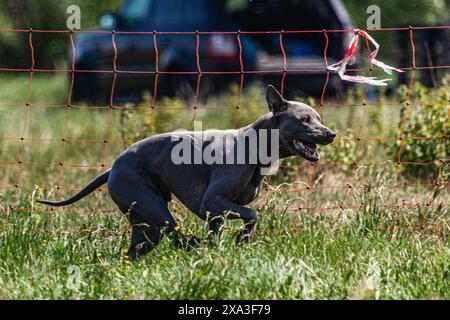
xmin=266 ymin=85 xmax=335 ymax=162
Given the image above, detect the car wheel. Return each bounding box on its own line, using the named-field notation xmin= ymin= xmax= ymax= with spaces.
xmin=158 ymin=66 xmax=194 ymax=102
xmin=71 ymin=69 xmax=101 ymax=105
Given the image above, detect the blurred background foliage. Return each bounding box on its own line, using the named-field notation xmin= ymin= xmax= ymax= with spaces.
xmin=342 ymin=0 xmax=449 ymax=27
xmin=0 ymin=0 xmax=122 ymax=68
xmin=0 ymin=0 xmax=448 ymax=180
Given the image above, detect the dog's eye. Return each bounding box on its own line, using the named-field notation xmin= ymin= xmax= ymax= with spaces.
xmin=302 ymin=116 xmax=311 ymax=122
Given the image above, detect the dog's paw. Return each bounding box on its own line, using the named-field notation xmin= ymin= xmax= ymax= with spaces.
xmin=187 ymin=235 xmax=202 ymax=248
xmin=173 ymin=234 xmax=202 ymax=251
xmin=126 ymin=249 xmax=140 ymax=261
xmin=235 ymin=230 xmax=252 ymax=245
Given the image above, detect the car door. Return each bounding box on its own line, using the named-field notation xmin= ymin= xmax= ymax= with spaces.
xmin=95 ymin=0 xmax=156 ymax=100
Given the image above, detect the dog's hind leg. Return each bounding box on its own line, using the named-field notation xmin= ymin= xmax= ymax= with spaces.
xmin=121 ymin=192 xmax=200 ymax=259
xmin=110 ymin=187 xmax=174 ymax=259
xmin=207 ymin=215 xmax=225 ymax=237
xmin=109 ymin=169 xmax=201 ymax=258
xmin=127 ymin=211 xmax=164 ymax=260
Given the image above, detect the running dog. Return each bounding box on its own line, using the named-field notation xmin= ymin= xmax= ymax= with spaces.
xmin=38 ymin=85 xmax=335 ymax=259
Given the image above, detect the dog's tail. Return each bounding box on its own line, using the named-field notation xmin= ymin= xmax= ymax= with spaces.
xmin=36 ymin=169 xmax=111 ymax=207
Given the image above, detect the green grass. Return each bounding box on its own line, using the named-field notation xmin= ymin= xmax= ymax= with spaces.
xmin=0 ymin=74 xmax=448 ymax=299
xmin=0 ymin=195 xmax=448 ymax=299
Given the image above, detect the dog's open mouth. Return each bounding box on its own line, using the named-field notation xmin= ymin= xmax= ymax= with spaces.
xmin=293 ymin=139 xmax=320 ymax=161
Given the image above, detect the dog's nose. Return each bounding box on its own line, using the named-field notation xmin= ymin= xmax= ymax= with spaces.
xmin=327 ymin=131 xmax=336 ymax=139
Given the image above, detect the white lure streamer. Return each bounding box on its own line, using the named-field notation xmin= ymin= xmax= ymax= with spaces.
xmin=327 ymin=29 xmax=404 ymax=86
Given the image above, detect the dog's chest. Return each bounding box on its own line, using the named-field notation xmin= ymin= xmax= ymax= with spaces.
xmin=233 ymin=172 xmax=265 ymax=205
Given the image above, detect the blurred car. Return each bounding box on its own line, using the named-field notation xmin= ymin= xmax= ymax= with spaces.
xmin=71 ymin=0 xmax=354 ymax=103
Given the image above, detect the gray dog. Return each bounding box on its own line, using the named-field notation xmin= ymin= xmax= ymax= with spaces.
xmin=38 ymin=85 xmax=335 ymax=259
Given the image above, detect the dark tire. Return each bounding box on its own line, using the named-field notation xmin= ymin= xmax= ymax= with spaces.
xmin=157 ymin=66 xmax=195 ymax=101
xmin=71 ymin=70 xmax=101 ymax=105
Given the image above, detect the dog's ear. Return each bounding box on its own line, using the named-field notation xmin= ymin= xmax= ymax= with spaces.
xmin=266 ymin=85 xmax=287 ymax=114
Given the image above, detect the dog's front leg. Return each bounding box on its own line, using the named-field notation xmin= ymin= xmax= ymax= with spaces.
xmin=201 ymin=194 xmax=258 ymax=243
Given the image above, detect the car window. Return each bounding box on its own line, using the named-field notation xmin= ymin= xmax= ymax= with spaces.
xmin=185 ymin=0 xmax=210 ymax=27
xmin=223 ymin=0 xmax=332 ymax=30
xmin=154 ymin=0 xmax=186 ymax=27
xmin=225 ymin=0 xmax=323 ymax=13
xmin=119 ymin=0 xmax=153 ymax=27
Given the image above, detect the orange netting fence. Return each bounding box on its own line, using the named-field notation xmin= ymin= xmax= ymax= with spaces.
xmin=0 ymin=26 xmax=449 ymax=234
